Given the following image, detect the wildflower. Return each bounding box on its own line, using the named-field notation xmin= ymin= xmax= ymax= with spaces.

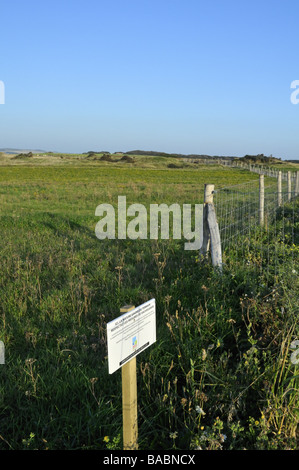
xmin=220 ymin=434 xmax=227 ymax=443
xmin=290 ymin=339 xmax=299 ymax=349
xmin=169 ymin=431 xmax=178 ymax=439
xmin=195 ymin=406 xmax=206 ymax=415
xmin=103 ymin=436 xmax=110 ymax=443
xmin=25 ymin=358 xmax=36 ymax=365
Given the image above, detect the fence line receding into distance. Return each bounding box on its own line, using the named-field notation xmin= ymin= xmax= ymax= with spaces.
xmin=202 ymin=168 xmax=299 ymax=280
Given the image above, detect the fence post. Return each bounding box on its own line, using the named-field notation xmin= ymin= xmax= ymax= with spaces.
xmin=121 ymin=304 xmax=138 ymax=450
xmin=259 ymin=174 xmax=264 ymax=226
xmin=207 ymin=203 xmax=222 ymax=270
xmin=278 ymin=171 xmax=282 ymax=207
xmin=200 ymin=184 xmax=214 ymax=256
xmin=0 ymin=341 xmax=4 ymax=364
xmin=295 ymin=171 xmax=299 ymax=197
xmin=200 ymin=184 xmax=222 ymax=270
xmin=287 ymin=171 xmax=292 ymax=201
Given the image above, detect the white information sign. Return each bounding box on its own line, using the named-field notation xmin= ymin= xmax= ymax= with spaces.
xmin=107 ymin=299 xmax=156 ymax=374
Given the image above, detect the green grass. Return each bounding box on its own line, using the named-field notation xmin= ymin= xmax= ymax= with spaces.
xmin=0 ymin=160 xmax=298 ymax=450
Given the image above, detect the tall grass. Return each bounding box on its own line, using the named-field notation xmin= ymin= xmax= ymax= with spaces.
xmin=0 ymin=163 xmax=298 ymax=450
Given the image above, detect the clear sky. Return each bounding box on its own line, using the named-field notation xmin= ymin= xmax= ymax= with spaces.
xmin=0 ymin=0 xmax=299 ymax=158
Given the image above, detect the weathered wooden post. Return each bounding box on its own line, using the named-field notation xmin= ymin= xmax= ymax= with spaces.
xmin=120 ymin=304 xmax=138 ymax=450
xmin=259 ymin=174 xmax=264 ymax=226
xmin=0 ymin=341 xmax=4 ymax=364
xmin=295 ymin=171 xmax=299 ymax=197
xmin=208 ymin=204 xmax=222 ymax=269
xmin=200 ymin=184 xmax=222 ymax=270
xmin=287 ymin=171 xmax=292 ymax=201
xmin=278 ymin=171 xmax=282 ymax=207
xmin=200 ymin=184 xmax=214 ymax=256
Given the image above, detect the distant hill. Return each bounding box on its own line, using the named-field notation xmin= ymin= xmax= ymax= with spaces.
xmin=124 ymin=150 xmax=237 ymax=160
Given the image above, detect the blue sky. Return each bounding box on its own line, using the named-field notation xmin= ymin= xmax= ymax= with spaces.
xmin=0 ymin=0 xmax=299 ymax=158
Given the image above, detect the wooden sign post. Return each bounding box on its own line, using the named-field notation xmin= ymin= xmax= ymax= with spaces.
xmin=106 ymin=299 xmax=156 ymax=450
xmin=120 ymin=305 xmax=138 ymax=450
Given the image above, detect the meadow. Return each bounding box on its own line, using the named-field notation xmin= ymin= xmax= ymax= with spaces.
xmin=0 ymin=153 xmax=298 ymax=450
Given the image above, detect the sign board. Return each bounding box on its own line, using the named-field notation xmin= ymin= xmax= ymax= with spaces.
xmin=107 ymin=298 xmax=156 ymax=374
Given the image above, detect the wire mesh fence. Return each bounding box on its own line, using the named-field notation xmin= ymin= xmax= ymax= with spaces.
xmin=213 ymin=171 xmax=299 ymax=281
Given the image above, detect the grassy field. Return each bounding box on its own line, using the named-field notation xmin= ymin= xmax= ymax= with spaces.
xmin=0 ymin=154 xmax=298 ymax=450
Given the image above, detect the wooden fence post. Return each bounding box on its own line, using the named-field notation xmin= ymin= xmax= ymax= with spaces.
xmin=287 ymin=171 xmax=292 ymax=201
xmin=0 ymin=341 xmax=4 ymax=364
xmin=120 ymin=304 xmax=138 ymax=450
xmin=278 ymin=171 xmax=282 ymax=207
xmin=200 ymin=184 xmax=214 ymax=256
xmin=259 ymin=174 xmax=264 ymax=226
xmin=204 ymin=184 xmax=214 ymax=204
xmin=207 ymin=203 xmax=222 ymax=269
xmin=295 ymin=171 xmax=299 ymax=197
xmin=200 ymin=184 xmax=222 ymax=270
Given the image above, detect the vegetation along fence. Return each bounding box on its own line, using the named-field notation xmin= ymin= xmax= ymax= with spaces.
xmin=201 ymin=169 xmax=299 ymax=282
